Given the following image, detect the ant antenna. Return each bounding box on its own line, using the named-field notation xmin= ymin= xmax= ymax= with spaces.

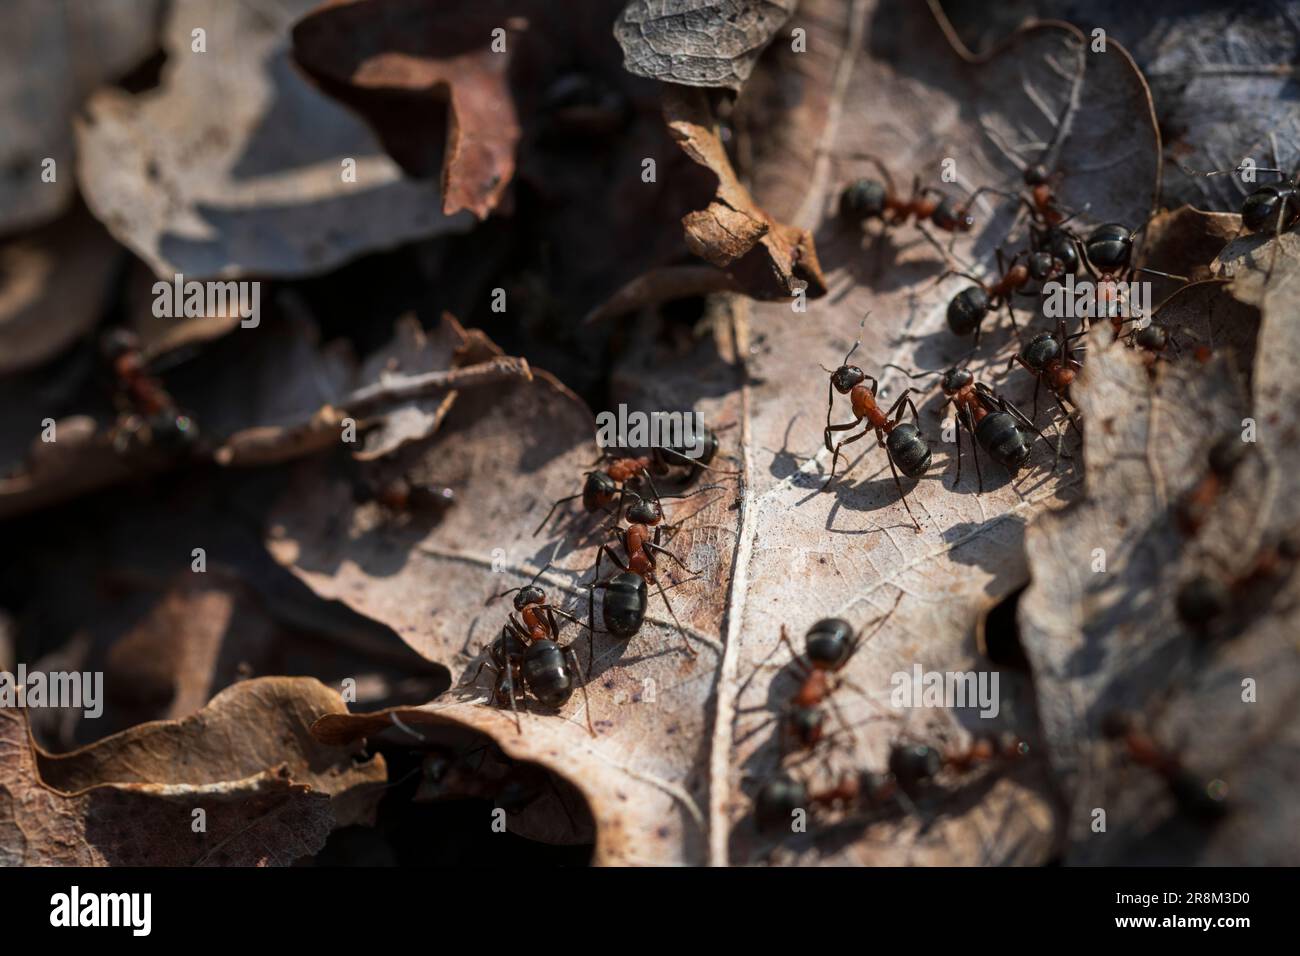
xmin=883 ymin=363 xmax=943 ymax=381
xmin=843 ymin=313 xmax=869 ymax=365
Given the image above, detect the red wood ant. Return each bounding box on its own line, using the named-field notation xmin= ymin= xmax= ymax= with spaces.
xmin=1100 ymin=710 xmax=1228 ymax=821
xmin=937 ymin=246 xmax=1067 ymax=345
xmin=1079 ymin=219 xmax=1187 ymax=318
xmin=739 ymin=594 xmax=904 ymax=757
xmin=889 ymin=365 xmax=1060 ymax=492
xmin=1011 ymin=317 xmax=1087 ymax=431
xmin=100 ymin=328 xmax=198 ymax=451
xmin=887 ymin=732 xmax=1029 ymax=795
xmin=1174 ymin=432 xmax=1252 ymax=536
xmin=466 ymin=566 xmax=596 ymax=736
xmin=356 ymin=475 xmax=455 ymax=518
xmin=1176 ymin=532 xmax=1297 ymax=638
xmin=1187 ymin=142 xmax=1300 ymax=279
xmin=837 ymin=154 xmax=1001 ymax=236
xmin=822 ymin=320 xmax=931 ymax=531
xmin=586 ymin=484 xmax=711 ymax=659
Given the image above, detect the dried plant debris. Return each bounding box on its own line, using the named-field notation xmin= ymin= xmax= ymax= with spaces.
xmin=615 ymin=0 xmax=798 ymax=91
xmin=75 ymin=0 xmax=466 ymax=281
xmin=1 ymin=678 xmax=385 ymax=865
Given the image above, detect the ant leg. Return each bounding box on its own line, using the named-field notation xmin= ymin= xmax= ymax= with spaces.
xmin=1052 ymin=392 xmax=1083 ymax=437
xmin=499 ymin=667 xmax=522 ymax=734
xmin=463 ymin=658 xmax=494 ymax=690
xmin=550 ymin=606 xmax=592 ymax=631
xmin=1031 ymin=376 xmax=1041 ymax=420
xmin=952 ymin=417 xmax=964 ymax=489
xmin=843 ymin=590 xmax=904 ymax=661
xmin=776 ymin=625 xmax=813 ymax=681
xmin=825 ymin=416 xmax=864 ymax=455
xmin=828 ymin=426 xmax=873 ymax=484
xmin=654 ymin=575 xmax=698 ymax=658
xmin=963 ymin=405 xmax=985 ymax=493
xmin=646 ymin=540 xmax=696 ymax=574
xmin=884 ymin=445 xmax=923 ymax=533
xmin=533 ymin=493 xmax=583 ymax=536
xmin=564 ymin=646 xmax=596 ymax=738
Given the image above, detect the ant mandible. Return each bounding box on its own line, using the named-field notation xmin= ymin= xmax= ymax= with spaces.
xmin=466 ymin=566 xmax=596 ymax=736
xmin=822 ymin=318 xmax=931 ymax=532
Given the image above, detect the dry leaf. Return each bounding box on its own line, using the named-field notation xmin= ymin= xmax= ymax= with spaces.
xmin=0 ymin=677 xmax=386 ymax=865
xmin=615 ymin=0 xmax=797 ymax=91
xmin=75 ymin=0 xmax=467 ymax=281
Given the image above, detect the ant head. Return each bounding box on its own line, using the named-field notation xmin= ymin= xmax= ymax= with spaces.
xmin=940 ymin=367 xmax=973 ymax=394
xmin=932 ymin=197 xmax=975 ymax=232
xmin=1020 ymin=331 xmax=1061 ymax=371
xmin=513 ymin=585 xmax=545 ymax=610
xmin=625 ymin=496 xmax=662 ymax=525
xmin=830 ymin=364 xmax=865 ymax=393
xmin=1023 ymin=163 xmax=1050 ymax=186
xmin=1027 ymin=250 xmax=1062 ymax=282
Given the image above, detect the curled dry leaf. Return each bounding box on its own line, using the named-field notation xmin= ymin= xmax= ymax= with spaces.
xmin=667 ymin=85 xmax=828 ymax=301
xmin=0 ymin=677 xmax=386 ymax=865
xmin=291 ymin=0 xmax=528 ymax=220
xmin=614 ymin=0 xmax=797 ymax=91
xmin=269 ymin=0 xmax=1171 ymax=866
xmin=1018 ymin=319 xmax=1297 ymax=863
xmin=75 ymin=0 xmax=465 ymax=281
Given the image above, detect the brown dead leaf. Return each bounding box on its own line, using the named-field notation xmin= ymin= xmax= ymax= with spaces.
xmin=75 ymin=0 xmax=466 ymax=281
xmin=667 ymin=85 xmax=827 ymax=301
xmin=614 ymin=0 xmax=798 ymax=91
xmin=0 ymin=677 xmax=385 ymax=865
xmin=1018 ymin=324 xmax=1297 ymax=863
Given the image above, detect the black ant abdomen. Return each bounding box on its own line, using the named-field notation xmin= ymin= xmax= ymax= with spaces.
xmin=886 ymin=423 xmax=932 ymax=478
xmin=1020 ymin=331 xmax=1062 ymax=373
xmin=888 ymin=742 xmax=943 ymax=791
xmin=522 ymin=640 xmax=576 ymax=708
xmin=805 ymin=617 xmax=855 ymax=669
xmin=756 ymin=776 xmax=807 ymax=832
xmin=975 ymin=412 xmax=1033 ymax=472
xmin=839 ymin=178 xmax=888 ymax=222
xmin=1241 ymin=183 xmax=1300 ymax=233
xmin=600 ymin=571 xmax=647 ymax=637
xmin=947 ymin=286 xmax=989 ymax=335
xmin=1084 ymin=222 xmax=1135 ymax=272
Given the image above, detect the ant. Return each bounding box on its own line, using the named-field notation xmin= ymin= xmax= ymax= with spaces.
xmin=649 ymin=423 xmax=738 ymax=489
xmin=889 ymin=365 xmax=1060 ymax=492
xmin=1011 ymin=316 xmax=1087 ymax=431
xmin=1078 ymin=219 xmax=1186 ymax=318
xmin=1176 ymin=533 xmax=1298 ymax=639
xmin=1100 ymin=710 xmax=1228 ymax=821
xmin=754 ymin=768 xmax=897 ymax=833
xmin=1174 ymin=433 xmax=1252 ymax=536
xmin=837 ymin=154 xmax=1001 ymax=236
xmin=100 ymin=328 xmax=198 ymax=452
xmin=356 ymin=475 xmax=455 ymax=517
xmin=822 ymin=319 xmax=931 ymax=532
xmin=741 ymin=594 xmax=904 ymax=756
xmin=937 ymin=246 xmax=1065 ymax=345
xmin=587 ymin=485 xmax=711 ymax=659
xmin=887 ymin=733 xmax=1030 ymax=795
xmin=466 ymin=566 xmax=595 ymax=736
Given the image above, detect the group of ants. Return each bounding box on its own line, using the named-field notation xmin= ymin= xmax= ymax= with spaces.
xmin=443 ymin=151 xmax=1300 ymax=845
xmin=90 ymin=149 xmax=1300 ymax=847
